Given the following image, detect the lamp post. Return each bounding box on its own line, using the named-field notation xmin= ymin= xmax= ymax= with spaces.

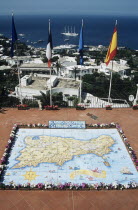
xmin=133 ymin=84 xmax=138 ymax=105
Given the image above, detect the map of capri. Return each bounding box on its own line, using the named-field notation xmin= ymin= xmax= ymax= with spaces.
xmin=13 ymin=135 xmax=114 ymax=168
xmin=2 ymin=128 xmax=138 ymax=186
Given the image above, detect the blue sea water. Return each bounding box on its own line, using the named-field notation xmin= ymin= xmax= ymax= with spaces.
xmin=0 ymin=14 xmax=138 ymax=49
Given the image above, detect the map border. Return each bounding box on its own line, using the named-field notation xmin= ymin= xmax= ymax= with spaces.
xmin=0 ymin=122 xmax=138 ymax=190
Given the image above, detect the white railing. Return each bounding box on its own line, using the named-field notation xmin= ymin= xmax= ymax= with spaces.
xmin=82 ymin=93 xmax=130 ymax=108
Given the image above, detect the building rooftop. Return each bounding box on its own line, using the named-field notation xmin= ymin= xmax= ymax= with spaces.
xmin=56 ymin=78 xmax=80 ymax=89
xmin=20 ymin=75 xmax=80 ymax=90
xmin=5 ymin=56 xmax=32 ymax=60
xmin=0 ymin=65 xmax=11 ymax=71
xmin=21 ymin=75 xmax=49 ymax=90
xmin=103 ymin=60 xmax=130 ymax=72
xmin=20 ymin=63 xmax=49 ymax=68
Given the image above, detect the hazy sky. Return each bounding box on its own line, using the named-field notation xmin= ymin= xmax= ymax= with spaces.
xmin=1 ymin=0 xmax=138 ymax=16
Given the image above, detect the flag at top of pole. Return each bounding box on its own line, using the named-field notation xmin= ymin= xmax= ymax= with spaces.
xmin=11 ymin=13 xmax=18 ymax=57
xmin=46 ymin=19 xmax=53 ymax=67
xmin=79 ymin=19 xmax=84 ymax=65
xmin=105 ymin=20 xmax=117 ymax=66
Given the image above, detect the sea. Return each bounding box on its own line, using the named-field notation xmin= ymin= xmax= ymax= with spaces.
xmin=0 ymin=14 xmax=138 ymax=50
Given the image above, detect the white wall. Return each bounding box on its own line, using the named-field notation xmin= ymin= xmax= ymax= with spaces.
xmin=52 ymin=87 xmax=79 ymax=97
xmin=15 ymin=86 xmax=43 ymax=98
xmin=15 ymin=86 xmax=79 ymax=100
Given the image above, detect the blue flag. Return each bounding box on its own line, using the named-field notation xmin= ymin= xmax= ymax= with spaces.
xmin=11 ymin=14 xmax=18 ymax=57
xmin=79 ymin=20 xmax=84 ymax=65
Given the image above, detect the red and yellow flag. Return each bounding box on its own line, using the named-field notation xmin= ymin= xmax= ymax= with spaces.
xmin=105 ymin=22 xmax=117 ymax=66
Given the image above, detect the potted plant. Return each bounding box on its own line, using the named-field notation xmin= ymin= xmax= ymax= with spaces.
xmin=44 ymin=105 xmax=59 ymax=110
xmin=105 ymin=105 xmax=112 ymax=110
xmin=53 ymin=105 xmax=59 ymax=110
xmin=132 ymin=104 xmax=138 ymax=110
xmin=17 ymin=104 xmax=28 ymax=110
xmin=76 ymin=104 xmax=86 ymax=110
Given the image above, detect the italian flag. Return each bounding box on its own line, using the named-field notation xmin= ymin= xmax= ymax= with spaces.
xmin=46 ymin=19 xmax=53 ymax=67
xmin=105 ymin=21 xmax=117 ymax=66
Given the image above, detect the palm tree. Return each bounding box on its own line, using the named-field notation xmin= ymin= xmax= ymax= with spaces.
xmin=35 ymin=91 xmax=50 ymax=106
xmin=55 ymin=61 xmax=61 ymax=76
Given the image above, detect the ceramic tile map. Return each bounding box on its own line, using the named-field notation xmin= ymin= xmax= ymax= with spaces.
xmin=3 ymin=128 xmax=138 ymax=185
xmin=49 ymin=121 xmax=86 ymax=129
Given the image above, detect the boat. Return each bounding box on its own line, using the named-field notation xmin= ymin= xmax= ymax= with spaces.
xmin=120 ymin=167 xmax=133 ymax=175
xmin=64 ymin=39 xmax=69 ymax=42
xmin=53 ymin=44 xmax=76 ymax=50
xmin=61 ymin=26 xmax=78 ymax=37
xmin=38 ymin=40 xmax=45 ymax=43
xmin=19 ymin=34 xmax=25 ymax=37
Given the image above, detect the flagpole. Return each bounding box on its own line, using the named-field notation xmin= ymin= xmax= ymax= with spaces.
xmin=16 ymin=44 xmax=23 ymax=104
xmin=108 ymin=61 xmax=113 ymax=103
xmin=11 ymin=12 xmax=22 ymax=104
xmin=105 ymin=20 xmax=117 ymax=104
xmin=80 ymin=71 xmax=82 ymax=103
xmin=48 ymin=19 xmax=52 ymax=106
xmin=79 ymin=19 xmax=83 ymax=103
xmin=50 ymin=66 xmax=52 ymax=106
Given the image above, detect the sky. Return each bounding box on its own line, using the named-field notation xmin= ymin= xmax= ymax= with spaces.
xmin=0 ymin=0 xmax=138 ymax=16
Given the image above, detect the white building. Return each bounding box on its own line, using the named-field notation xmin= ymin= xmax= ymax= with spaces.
xmin=59 ymin=56 xmax=77 ymax=67
xmin=14 ymin=74 xmax=80 ymax=101
xmin=5 ymin=56 xmax=33 ymax=66
xmin=60 ymin=65 xmax=99 ymax=78
xmin=19 ymin=63 xmax=57 ymax=75
xmin=58 ymin=56 xmax=99 ymax=78
xmin=99 ymin=60 xmax=130 ymax=78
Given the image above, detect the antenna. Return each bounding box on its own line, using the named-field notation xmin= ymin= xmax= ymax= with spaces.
xmin=82 ymin=19 xmax=84 ymax=27
xmin=49 ymin=19 xmax=51 ymax=32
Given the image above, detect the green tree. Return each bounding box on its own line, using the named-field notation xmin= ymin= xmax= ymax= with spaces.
xmin=52 ymin=92 xmax=63 ymax=105
xmin=34 ymin=91 xmax=67 ymax=107
xmin=73 ymin=97 xmax=79 ymax=107
xmin=82 ymin=72 xmax=137 ymax=101
xmin=34 ymin=91 xmax=50 ymax=106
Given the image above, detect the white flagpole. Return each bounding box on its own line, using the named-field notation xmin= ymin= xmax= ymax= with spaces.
xmin=12 ymin=12 xmax=22 ymax=104
xmin=79 ymin=19 xmax=83 ymax=103
xmin=108 ymin=61 xmax=113 ymax=103
xmin=49 ymin=19 xmax=52 ymax=106
xmin=80 ymin=72 xmax=82 ymax=103
xmin=16 ymin=45 xmax=23 ymax=104
xmin=107 ymin=20 xmax=117 ymax=104
xmin=50 ymin=67 xmax=52 ymax=106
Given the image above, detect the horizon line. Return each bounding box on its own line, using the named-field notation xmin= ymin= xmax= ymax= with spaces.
xmin=0 ymin=13 xmax=138 ymax=17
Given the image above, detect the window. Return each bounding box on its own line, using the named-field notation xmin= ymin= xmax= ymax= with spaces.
xmin=64 ymin=94 xmax=70 ymax=97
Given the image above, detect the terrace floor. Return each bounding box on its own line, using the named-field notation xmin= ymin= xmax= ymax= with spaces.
xmin=0 ymin=107 xmax=138 ymax=210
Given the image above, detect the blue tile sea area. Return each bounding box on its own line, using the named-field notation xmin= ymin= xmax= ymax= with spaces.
xmin=3 ymin=128 xmax=138 ymax=185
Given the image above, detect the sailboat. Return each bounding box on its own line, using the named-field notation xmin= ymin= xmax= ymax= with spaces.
xmin=61 ymin=26 xmax=78 ymax=36
xmin=120 ymin=167 xmax=133 ymax=175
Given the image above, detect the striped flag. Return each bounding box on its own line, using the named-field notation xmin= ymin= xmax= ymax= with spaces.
xmin=46 ymin=19 xmax=53 ymax=67
xmin=105 ymin=21 xmax=117 ymax=66
xmin=79 ymin=19 xmax=84 ymax=65
xmin=11 ymin=13 xmax=18 ymax=57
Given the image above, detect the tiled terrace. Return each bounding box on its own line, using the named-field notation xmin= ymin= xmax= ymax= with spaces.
xmin=0 ymin=108 xmax=138 ymax=210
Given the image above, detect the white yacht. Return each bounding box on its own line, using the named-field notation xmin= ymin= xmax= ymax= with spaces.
xmin=61 ymin=26 xmax=78 ymax=37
